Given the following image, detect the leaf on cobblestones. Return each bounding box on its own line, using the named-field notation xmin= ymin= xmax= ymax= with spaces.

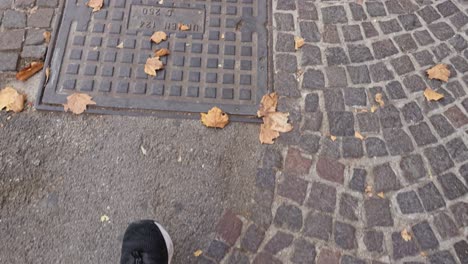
xmin=259 ymin=123 xmax=280 ymax=144
xmin=427 ymin=64 xmax=450 ymax=82
xmin=423 ymin=88 xmax=444 ymax=101
xmin=43 ymin=31 xmax=51 ymax=44
xmin=265 ymin=112 xmax=293 ymax=133
xmin=16 ymin=61 xmax=44 ymax=81
xmin=87 ymin=0 xmax=103 ymax=12
xmin=330 ymin=135 xmax=337 ymax=141
xmin=193 ymin=250 xmax=203 ymax=257
xmin=63 ymin=93 xmax=96 ymax=114
xmin=295 ymin=36 xmax=305 ymax=50
xmin=401 ymin=229 xmax=412 ymax=241
xmin=155 ymin=48 xmax=170 ymax=57
xmin=258 ymin=93 xmax=292 ymax=144
xmin=365 ymin=185 xmax=373 ymax=197
xmin=355 ymin=131 xmax=365 ymax=140
xmin=0 ymin=87 xmax=26 ymax=113
xmin=377 ymin=192 xmax=385 ymax=198
xmin=144 ymin=57 xmax=164 ymax=76
xmin=375 ymin=93 xmax=385 ymax=107
xmin=201 ymin=106 xmax=229 ymax=128
xmin=151 ymin=31 xmax=167 ymax=44
xmin=178 ymin=23 xmax=190 ymax=31
xmin=116 ymin=42 xmax=124 ymax=49
xmin=257 ymin=92 xmax=278 ymax=117
xmin=370 ymin=105 xmax=378 ymax=113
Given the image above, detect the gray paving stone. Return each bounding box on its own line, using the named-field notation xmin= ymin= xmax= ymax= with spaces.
xmin=349 ymin=3 xmax=367 ymax=21
xmin=305 ymin=93 xmax=319 ymax=112
xmin=413 ymin=50 xmax=435 ymax=67
xmin=15 ymin=0 xmax=34 ymax=8
xmin=386 ymin=81 xmax=407 ymax=100
xmin=366 ymin=2 xmax=386 ymax=17
xmin=386 ymin=0 xmax=404 ymax=14
xmin=302 ymin=69 xmax=324 ymax=90
xmin=0 ymin=52 xmax=19 ymax=71
xmin=319 ymin=137 xmax=341 ymax=159
xmin=276 ymin=33 xmax=295 ymax=52
xmin=344 ymin=88 xmax=366 ymax=107
xmin=291 ymin=238 xmax=316 ymax=264
xmin=437 ymin=172 xmax=468 ymax=200
xmin=277 ymin=0 xmax=296 ymax=10
xmin=27 ymin=8 xmax=54 ymax=28
xmin=428 ymin=22 xmax=455 ymax=41
xmin=379 ymin=19 xmax=403 ymax=34
xmin=349 ymin=168 xmax=366 ymax=192
xmin=317 ymin=248 xmax=340 ymax=264
xmin=241 ymin=224 xmax=265 ymax=253
xmin=321 ymin=5 xmax=348 ymax=24
xmin=303 ymin=211 xmax=332 ymax=241
xmin=409 ymin=122 xmax=437 ymax=146
xmin=226 ymin=248 xmax=250 ymax=264
xmin=413 ymin=30 xmax=435 ymax=46
xmin=323 ymin=24 xmax=340 ymax=44
xmin=450 ymin=56 xmax=468 ymax=73
xmin=328 ymin=111 xmax=354 ymax=137
xmin=417 ymin=5 xmax=441 ymax=24
xmin=302 ymin=112 xmax=323 ymax=132
xmin=412 ymin=221 xmax=439 ymax=250
xmin=394 ymin=33 xmax=418 ymax=52
xmin=348 ymin=44 xmax=373 ymax=63
xmin=3 ymin=9 xmax=25 ymax=29
xmin=429 ymin=114 xmax=455 ymax=138
xmin=453 ymin=240 xmax=468 ymax=264
xmin=347 ymin=65 xmax=371 ymax=84
xmin=373 ymin=163 xmax=401 ymax=192
xmin=449 ymin=34 xmax=468 ymax=52
xmin=400 ymin=154 xmax=427 ymax=183
xmin=24 ymin=29 xmax=47 ymax=45
xmin=446 ymin=137 xmax=468 ymax=163
xmin=275 ymin=54 xmax=297 ymax=73
xmin=324 ymin=89 xmax=344 ymax=112
xmin=450 ymin=12 xmax=468 ymax=29
xmin=325 ymin=47 xmax=349 ymax=66
xmin=358 ymin=112 xmax=380 ymax=133
xmin=253 ymin=252 xmax=281 ymax=264
xmin=402 ymin=102 xmax=423 ymax=123
xmin=339 ymin=193 xmax=358 ymax=221
xmin=206 ymin=240 xmax=229 ymax=262
xmin=362 ymin=22 xmax=378 ymax=38
xmin=399 ymin=14 xmax=422 ymax=31
xmin=256 ymin=168 xmax=276 ymax=192
xmin=392 ymin=231 xmax=420 ymax=259
xmin=275 ymin=73 xmax=299 ymax=98
xmin=379 ymin=105 xmax=402 ymax=129
xmin=278 ymin=175 xmax=308 ymax=204
xmin=436 ymin=0 xmax=460 ymax=17
xmin=274 ymin=203 xmax=303 ymax=232
xmin=262 ymin=147 xmax=283 ymax=170
xmin=21 ymin=45 xmax=47 ymax=59
xmin=446 ymin=81 xmax=466 ymax=97
xmin=284 ymin=148 xmax=312 ymax=177
xmin=365 ymin=137 xmax=388 ymax=158
xmin=418 ymin=182 xmax=446 ymax=212
xmin=341 ymin=255 xmax=365 ymax=264
xmin=197 ymin=256 xmax=215 ymax=264
xmin=445 ymin=106 xmax=468 ymax=127
xmin=432 ymin=43 xmax=452 ymax=61
xmin=334 ymin=221 xmax=356 ymax=250
xmin=433 ymin=212 xmax=459 ymax=239
xmin=274 ymin=13 xmax=295 ymax=31
xmin=403 ymin=74 xmax=426 ymax=93
xmin=372 ymin=39 xmax=399 ymax=59
xmin=300 ymin=134 xmax=320 ymax=155
xmin=301 ymin=44 xmax=322 ymax=66
xmin=342 ymin=137 xmax=363 ymax=158
xmin=37 ymin=0 xmax=58 ymax=7
xmin=429 ymin=251 xmax=457 ymax=264
xmin=0 ymin=29 xmax=24 ymax=51
xmin=369 ymin=62 xmax=394 ymax=82
xmin=297 ymin=0 xmax=318 ymax=20
xmin=397 ymin=190 xmax=424 ymax=214
xmin=342 ymin=25 xmax=362 ymax=42
xmin=365 ymin=198 xmax=394 ymax=227
xmin=364 ymin=230 xmax=384 ymax=253
xmin=325 ymin=66 xmax=347 ymax=88
xmin=307 ymin=181 xmax=336 ymax=213
xmin=299 ymin=21 xmax=320 ymax=42
xmin=264 ymin=231 xmax=293 ymax=255
xmin=424 ymin=145 xmax=454 ymax=175
xmin=390 ymin=55 xmax=415 ymax=76
xmin=450 ymin=202 xmax=468 ymax=227
xmin=0 ymin=0 xmax=12 ymax=9
xmin=383 ymin=128 xmax=414 ymax=155
xmin=460 ymin=163 xmax=468 ymax=185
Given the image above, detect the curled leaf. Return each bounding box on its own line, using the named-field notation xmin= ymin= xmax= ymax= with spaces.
xmin=201 ymin=107 xmax=229 ymax=128
xmin=16 ymin=61 xmax=44 ymax=81
xmin=151 ymin=31 xmax=167 ymax=44
xmin=87 ymin=0 xmax=103 ymax=12
xmin=193 ymin=250 xmax=203 ymax=257
xmin=100 ymin=214 xmax=110 ymax=222
xmin=294 ymin=36 xmax=305 ymax=50
xmin=63 ymin=93 xmax=96 ymax=114
xmin=354 ymin=131 xmax=365 ymax=140
xmin=401 ymin=228 xmax=412 ymax=241
xmin=144 ymin=57 xmax=164 ymax=76
xmin=43 ymin=31 xmax=51 ymax=44
xmin=427 ymin=64 xmax=450 ymax=82
xmin=0 ymin=87 xmax=26 ymax=113
xmin=178 ymin=23 xmax=189 ymax=31
xmin=330 ymin=135 xmax=337 ymax=141
xmin=375 ymin=93 xmax=385 ymax=107
xmin=116 ymin=42 xmax=124 ymax=49
xmin=154 ymin=48 xmax=170 ymax=57
xmin=257 ymin=92 xmax=278 ymax=117
xmin=424 ymin=88 xmax=444 ymax=101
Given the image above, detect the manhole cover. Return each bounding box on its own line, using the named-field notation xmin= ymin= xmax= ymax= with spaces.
xmin=37 ymin=0 xmax=270 ymax=120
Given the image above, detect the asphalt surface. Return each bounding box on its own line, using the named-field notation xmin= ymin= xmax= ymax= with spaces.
xmin=0 ymin=75 xmax=261 ymax=264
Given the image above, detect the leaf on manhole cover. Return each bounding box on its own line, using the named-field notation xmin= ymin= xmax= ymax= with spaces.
xmin=144 ymin=57 xmax=164 ymax=76
xmin=257 ymin=92 xmax=278 ymax=117
xmin=151 ymin=31 xmax=167 ymax=44
xmin=178 ymin=23 xmax=190 ymax=31
xmin=154 ymin=48 xmax=170 ymax=57
xmin=258 ymin=93 xmax=293 ymax=144
xmin=401 ymin=228 xmax=412 ymax=241
xmin=423 ymin=87 xmax=444 ymax=101
xmin=0 ymin=87 xmax=26 ymax=113
xmin=354 ymin=131 xmax=365 ymax=140
xmin=16 ymin=61 xmax=44 ymax=81
xmin=375 ymin=93 xmax=385 ymax=107
xmin=193 ymin=250 xmax=203 ymax=257
xmin=87 ymin=0 xmax=103 ymax=12
xmin=201 ymin=107 xmax=229 ymax=128
xmin=63 ymin=93 xmax=96 ymax=114
xmin=45 ymin=67 xmax=50 ymax=83
xmin=294 ymin=36 xmax=305 ymax=50
xmin=43 ymin=31 xmax=51 ymax=44
xmin=427 ymin=64 xmax=450 ymax=82
xmin=116 ymin=42 xmax=124 ymax=49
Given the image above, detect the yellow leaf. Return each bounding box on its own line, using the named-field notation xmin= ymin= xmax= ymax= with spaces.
xmin=201 ymin=107 xmax=229 ymax=128
xmin=155 ymin=48 xmax=170 ymax=57
xmin=43 ymin=31 xmax=51 ymax=44
xmin=178 ymin=23 xmax=190 ymax=31
xmin=330 ymin=135 xmax=337 ymax=141
xmin=193 ymin=250 xmax=203 ymax=257
xmin=257 ymin=92 xmax=278 ymax=117
xmin=264 ymin=112 xmax=293 ymax=133
xmin=144 ymin=57 xmax=164 ymax=76
xmin=401 ymin=228 xmax=412 ymax=241
xmin=377 ymin=192 xmax=385 ymax=198
xmin=63 ymin=93 xmax=96 ymax=114
xmin=259 ymin=123 xmax=280 ymax=144
xmin=100 ymin=214 xmax=109 ymax=222
xmin=45 ymin=67 xmax=50 ymax=83
xmin=420 ymin=251 xmax=428 ymax=257
xmin=375 ymin=93 xmax=385 ymax=107
xmin=0 ymin=87 xmax=26 ymax=113
xmin=116 ymin=42 xmax=124 ymax=49
xmin=295 ymin=36 xmax=305 ymax=50
xmin=87 ymin=0 xmax=103 ymax=12
xmin=427 ymin=64 xmax=450 ymax=82
xmin=151 ymin=31 xmax=167 ymax=44
xmin=423 ymin=88 xmax=444 ymax=101
xmin=365 ymin=185 xmax=373 ymax=197
xmin=370 ymin=105 xmax=378 ymax=113
xmin=355 ymin=131 xmax=365 ymax=140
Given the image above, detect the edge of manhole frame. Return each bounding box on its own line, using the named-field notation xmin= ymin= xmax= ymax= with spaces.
xmin=35 ymin=0 xmax=274 ymax=124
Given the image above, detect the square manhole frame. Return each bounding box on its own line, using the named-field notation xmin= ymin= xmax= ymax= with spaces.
xmin=35 ymin=0 xmax=274 ymax=123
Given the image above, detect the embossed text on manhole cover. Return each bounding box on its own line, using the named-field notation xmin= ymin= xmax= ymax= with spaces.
xmin=37 ymin=0 xmax=270 ymax=119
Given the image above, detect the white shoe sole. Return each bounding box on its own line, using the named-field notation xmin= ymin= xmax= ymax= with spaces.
xmin=154 ymin=221 xmax=174 ymax=264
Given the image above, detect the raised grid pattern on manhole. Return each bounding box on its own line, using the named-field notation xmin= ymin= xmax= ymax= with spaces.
xmin=38 ymin=0 xmax=269 ymax=116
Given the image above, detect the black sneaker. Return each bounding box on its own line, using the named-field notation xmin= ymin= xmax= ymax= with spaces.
xmin=120 ymin=220 xmax=174 ymax=264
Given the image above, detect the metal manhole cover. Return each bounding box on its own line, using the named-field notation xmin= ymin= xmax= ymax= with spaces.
xmin=36 ymin=0 xmax=270 ymax=120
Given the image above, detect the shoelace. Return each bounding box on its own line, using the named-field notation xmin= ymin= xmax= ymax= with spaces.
xmin=132 ymin=250 xmax=143 ymax=264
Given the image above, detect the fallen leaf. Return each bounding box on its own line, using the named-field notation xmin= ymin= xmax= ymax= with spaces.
xmin=116 ymin=42 xmax=124 ymax=49
xmin=420 ymin=251 xmax=428 ymax=257
xmin=144 ymin=57 xmax=164 ymax=76
xmin=193 ymin=250 xmax=203 ymax=257
xmin=154 ymin=48 xmax=170 ymax=57
xmin=375 ymin=93 xmax=385 ymax=107
xmin=43 ymin=31 xmax=51 ymax=43
xmin=151 ymin=31 xmax=167 ymax=44
xmin=377 ymin=192 xmax=385 ymax=198
xmin=355 ymin=108 xmax=368 ymax=113
xmin=330 ymin=135 xmax=337 ymax=141
xmin=100 ymin=214 xmax=110 ymax=222
xmin=365 ymin=185 xmax=373 ymax=197
xmin=427 ymin=64 xmax=450 ymax=82
xmin=0 ymin=87 xmax=26 ymax=113
xmin=45 ymin=67 xmax=50 ymax=83
xmin=295 ymin=36 xmax=305 ymax=50
xmin=401 ymin=228 xmax=412 ymax=241
xmin=16 ymin=61 xmax=44 ymax=81
xmin=63 ymin=93 xmax=96 ymax=114
xmin=264 ymin=112 xmax=293 ymax=133
xmin=140 ymin=145 xmax=147 ymax=155
xmin=201 ymin=107 xmax=229 ymax=128
xmin=259 ymin=123 xmax=280 ymax=144
xmin=221 ymin=33 xmax=225 ymax=39
xmin=370 ymin=105 xmax=378 ymax=113
xmin=257 ymin=92 xmax=278 ymax=117
xmin=179 ymin=23 xmax=189 ymax=31
xmin=354 ymin=131 xmax=365 ymax=140
xmin=423 ymin=88 xmax=444 ymax=101
xmin=87 ymin=0 xmax=103 ymax=12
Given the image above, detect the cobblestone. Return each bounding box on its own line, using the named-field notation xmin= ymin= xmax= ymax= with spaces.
xmin=291 ymin=238 xmax=316 ymax=264
xmin=303 ymin=211 xmax=332 ymax=241
xmin=453 ymin=240 xmax=468 ymax=263
xmin=438 ymin=173 xmax=468 ymax=200
xmin=365 ymin=198 xmax=394 ymax=227
xmin=392 ymin=231 xmax=419 ymax=259
xmin=428 ymin=251 xmax=457 ymax=264
xmin=397 ymin=190 xmax=424 ymax=214
xmin=363 ymin=230 xmax=384 ymax=253
xmin=206 ymin=240 xmax=229 ymax=262
xmin=274 ymin=203 xmax=303 ymax=232
xmin=240 ymin=224 xmax=265 ymax=253
xmin=278 ymin=175 xmax=308 ymax=204
xmin=307 ymin=181 xmax=336 ymax=213
xmin=373 ymin=163 xmax=401 ymax=192
xmin=264 ymin=231 xmax=293 ymax=255
xmin=424 ymin=145 xmax=455 ymax=175
xmin=433 ymin=211 xmax=459 ymax=239
xmin=418 ymin=182 xmax=446 ymax=212
xmin=349 ymin=168 xmax=366 ymax=192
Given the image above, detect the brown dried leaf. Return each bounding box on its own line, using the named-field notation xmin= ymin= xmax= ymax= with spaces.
xmin=144 ymin=57 xmax=164 ymax=76
xmin=150 ymin=31 xmax=167 ymax=44
xmin=427 ymin=64 xmax=450 ymax=82
xmin=424 ymin=88 xmax=444 ymax=101
xmin=0 ymin=87 xmax=26 ymax=113
xmin=87 ymin=0 xmax=103 ymax=12
xmin=257 ymin=92 xmax=278 ymax=117
xmin=295 ymin=36 xmax=305 ymax=50
xmin=201 ymin=107 xmax=229 ymax=128
xmin=355 ymin=131 xmax=365 ymax=140
xmin=16 ymin=61 xmax=44 ymax=81
xmin=264 ymin=112 xmax=293 ymax=133
xmin=193 ymin=250 xmax=203 ymax=257
xmin=401 ymin=229 xmax=412 ymax=242
xmin=178 ymin=23 xmax=189 ymax=31
xmin=63 ymin=93 xmax=96 ymax=114
xmin=259 ymin=123 xmax=280 ymax=144
xmin=154 ymin=48 xmax=170 ymax=57
xmin=330 ymin=135 xmax=337 ymax=141
xmin=43 ymin=31 xmax=51 ymax=44
xmin=375 ymin=93 xmax=385 ymax=107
